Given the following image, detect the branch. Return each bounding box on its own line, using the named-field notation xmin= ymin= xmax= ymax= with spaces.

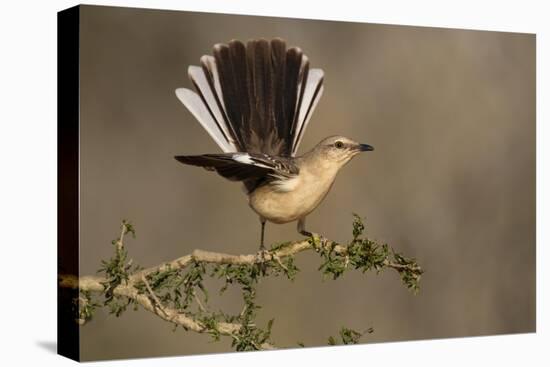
xmin=59 ymin=273 xmax=244 ymax=335
xmin=131 ymin=239 xmax=420 ymax=283
xmin=58 ymin=215 xmax=422 ymax=351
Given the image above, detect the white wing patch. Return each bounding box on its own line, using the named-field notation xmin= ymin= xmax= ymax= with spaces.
xmin=232 ymin=153 xmax=254 ymax=165
xmin=232 ymin=153 xmax=272 ymax=169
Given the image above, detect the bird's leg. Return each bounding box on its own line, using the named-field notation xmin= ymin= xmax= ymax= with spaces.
xmin=297 ymin=217 xmax=327 ymax=247
xmin=259 ymin=218 xmax=266 ymax=251
xmin=297 ymin=217 xmax=312 ymax=237
xmin=257 ymin=218 xmax=268 ymax=274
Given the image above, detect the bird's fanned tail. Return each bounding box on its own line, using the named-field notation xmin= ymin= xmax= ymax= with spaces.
xmin=175 ymin=38 xmax=324 ymax=158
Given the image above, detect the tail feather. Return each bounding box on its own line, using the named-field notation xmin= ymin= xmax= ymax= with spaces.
xmin=282 ymin=46 xmax=303 ymax=149
xmin=213 ymin=42 xmax=250 ymax=150
xmin=175 ymin=38 xmax=324 ymax=157
xmin=227 ymin=40 xmax=251 ymax=140
xmin=292 ymin=69 xmax=325 ymax=155
xmin=199 ymin=55 xmax=228 ymax=123
xmin=291 ymin=54 xmax=310 ymax=144
xmin=187 ymin=66 xmax=234 ymax=147
xmin=174 ymin=88 xmax=235 ymax=153
xmin=271 ymin=38 xmax=288 ymax=142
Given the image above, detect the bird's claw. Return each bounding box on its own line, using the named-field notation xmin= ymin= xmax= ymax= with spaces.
xmin=255 ymin=248 xmax=271 ymax=274
xmin=256 ymin=248 xmax=270 ymax=261
xmin=308 ymin=232 xmax=328 ymax=250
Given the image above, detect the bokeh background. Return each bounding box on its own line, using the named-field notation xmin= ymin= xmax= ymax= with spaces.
xmin=78 ymin=5 xmax=535 ymax=361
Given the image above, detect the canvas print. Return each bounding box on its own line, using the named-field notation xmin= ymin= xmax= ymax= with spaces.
xmin=57 ymin=5 xmax=536 ymax=361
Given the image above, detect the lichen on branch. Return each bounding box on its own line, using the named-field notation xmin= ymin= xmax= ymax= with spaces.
xmin=58 ymin=214 xmax=423 ymax=351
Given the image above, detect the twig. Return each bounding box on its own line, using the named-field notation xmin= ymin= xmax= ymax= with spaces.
xmin=141 ymin=274 xmax=169 ymax=318
xmin=59 ymin=274 xmax=242 ymax=335
xmin=193 ymin=291 xmax=207 ymax=313
xmin=116 ymin=222 xmax=126 ymax=252
xmin=271 ymin=253 xmax=288 ymax=272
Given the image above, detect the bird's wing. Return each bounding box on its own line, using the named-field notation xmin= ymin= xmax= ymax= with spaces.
xmin=175 ymin=38 xmax=324 ymax=157
xmin=174 ymin=153 xmax=299 ymax=183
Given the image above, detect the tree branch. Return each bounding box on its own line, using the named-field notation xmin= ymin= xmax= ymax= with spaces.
xmin=130 ymin=239 xmax=420 ymax=281
xmin=58 ymin=215 xmax=423 ymax=351
xmin=59 ymin=273 xmax=244 ymax=335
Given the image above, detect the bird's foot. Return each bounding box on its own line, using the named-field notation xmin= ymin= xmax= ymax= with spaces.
xmin=255 ymin=247 xmax=271 ymax=275
xmin=300 ymin=230 xmax=328 ymax=249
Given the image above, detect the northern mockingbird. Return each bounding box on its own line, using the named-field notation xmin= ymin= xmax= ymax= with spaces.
xmin=174 ymin=38 xmax=373 ymax=249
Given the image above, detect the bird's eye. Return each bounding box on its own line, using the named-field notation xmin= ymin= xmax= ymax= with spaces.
xmin=335 ymin=141 xmax=344 ymax=149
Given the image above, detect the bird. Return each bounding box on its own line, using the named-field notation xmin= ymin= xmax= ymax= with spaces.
xmin=174 ymin=38 xmax=373 ymax=250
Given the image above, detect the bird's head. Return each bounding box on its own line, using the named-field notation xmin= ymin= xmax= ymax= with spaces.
xmin=310 ymin=135 xmax=374 ymax=169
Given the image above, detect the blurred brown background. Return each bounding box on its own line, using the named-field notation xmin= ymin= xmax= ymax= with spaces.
xmin=77 ymin=5 xmax=535 ymax=361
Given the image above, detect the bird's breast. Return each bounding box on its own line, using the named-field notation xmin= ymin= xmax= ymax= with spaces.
xmin=248 ymin=166 xmax=338 ymax=224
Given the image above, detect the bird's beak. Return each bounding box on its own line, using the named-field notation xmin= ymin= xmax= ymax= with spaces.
xmin=359 ymin=143 xmax=374 ymax=152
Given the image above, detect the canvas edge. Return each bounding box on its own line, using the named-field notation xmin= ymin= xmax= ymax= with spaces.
xmin=57 ymin=4 xmax=81 ymax=362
